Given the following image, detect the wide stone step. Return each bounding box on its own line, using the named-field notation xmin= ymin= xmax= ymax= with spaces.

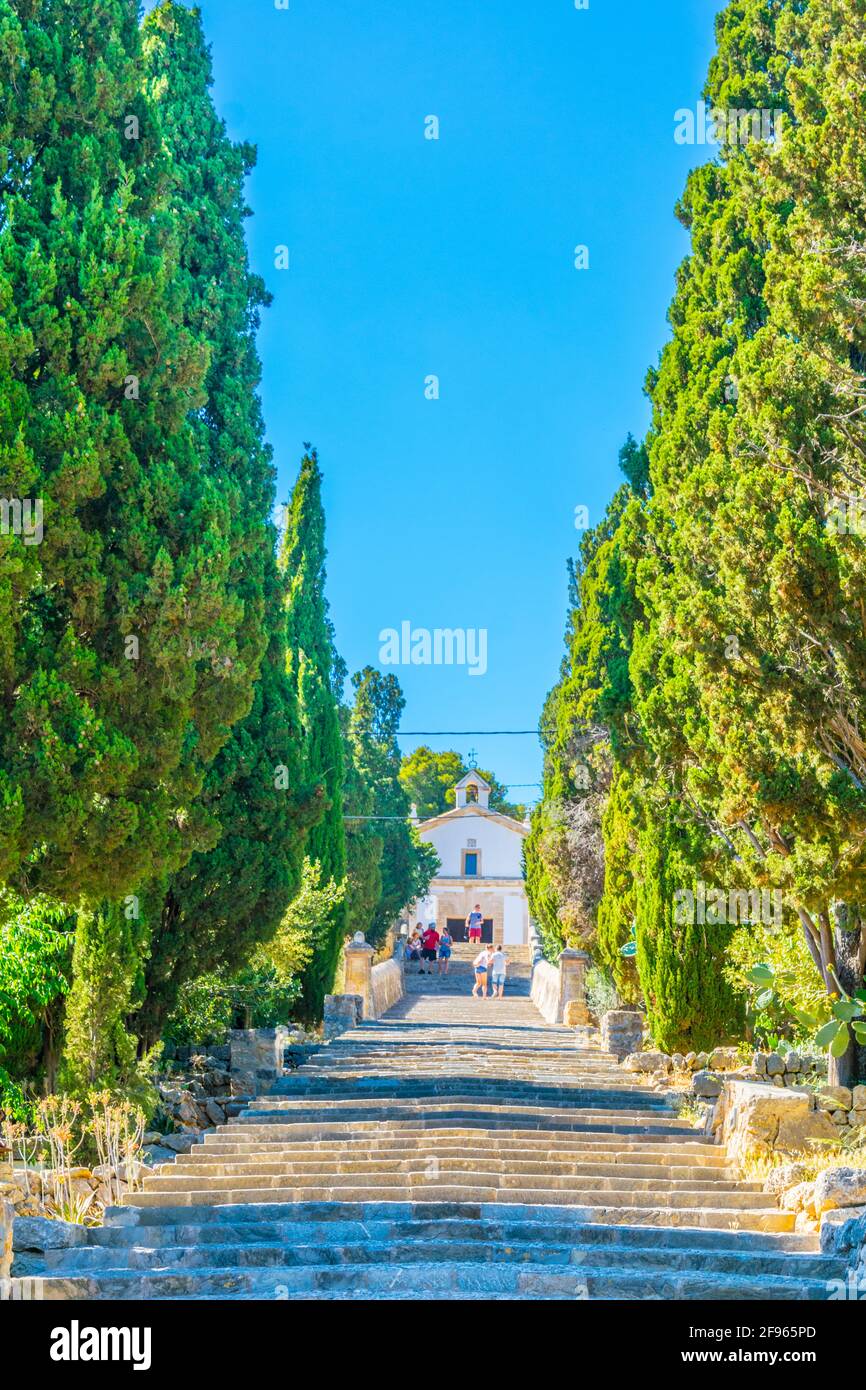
xmin=86 ymin=1206 xmax=821 ymax=1255
xmin=41 ymin=1236 xmax=843 ymax=1282
xmin=266 ymin=1087 xmax=655 ymax=1103
xmin=198 ymin=1129 xmax=723 ymax=1159
xmin=126 ymin=1185 xmax=790 ymax=1223
xmin=171 ymin=1157 xmax=738 ymax=1183
xmin=218 ymin=1113 xmax=696 ymax=1138
xmin=142 ymin=1165 xmax=758 ymax=1196
xmin=196 ymin=1143 xmax=726 ymax=1170
xmin=28 ymin=1261 xmax=834 ymax=1300
xmin=102 ymin=1200 xmax=817 ymax=1242
xmin=239 ymin=1100 xmax=688 ymax=1121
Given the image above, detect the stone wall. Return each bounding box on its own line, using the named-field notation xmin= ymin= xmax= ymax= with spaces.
xmin=228 ymin=1026 xmax=289 ymax=1085
xmin=371 ymin=958 xmax=403 ymax=1017
xmin=602 ymin=1011 xmax=645 ymax=1061
xmin=530 ymin=958 xmax=562 ymax=1025
xmin=713 ymin=1079 xmax=838 ymax=1164
xmin=530 ymin=949 xmax=590 ymax=1026
xmin=324 ymin=993 xmax=363 ymax=1040
xmin=821 ymin=1204 xmax=866 ymax=1291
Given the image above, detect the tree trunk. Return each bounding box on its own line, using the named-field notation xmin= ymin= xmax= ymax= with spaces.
xmin=829 ymin=921 xmax=866 ymax=1088
xmin=41 ymin=995 xmax=66 ymax=1095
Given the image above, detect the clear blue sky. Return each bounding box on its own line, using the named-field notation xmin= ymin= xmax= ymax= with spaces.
xmin=149 ymin=0 xmax=723 ymax=804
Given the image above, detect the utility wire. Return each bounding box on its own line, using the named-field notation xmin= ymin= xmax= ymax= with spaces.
xmin=397 ymin=729 xmax=540 ymax=736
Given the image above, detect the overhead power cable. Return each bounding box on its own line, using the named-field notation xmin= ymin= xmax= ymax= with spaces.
xmin=397 ymin=729 xmax=539 ymax=737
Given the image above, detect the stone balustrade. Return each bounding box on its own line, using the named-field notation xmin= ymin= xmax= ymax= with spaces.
xmin=371 ymin=958 xmax=403 ymax=1016
xmin=530 ymin=947 xmax=591 ymax=1025
xmin=329 ymin=933 xmax=405 ymax=1030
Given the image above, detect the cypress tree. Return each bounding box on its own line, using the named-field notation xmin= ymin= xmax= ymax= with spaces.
xmin=635 ymin=803 xmax=744 ymax=1054
xmin=595 ymin=766 xmax=639 ymax=1003
xmin=0 ymin=0 xmax=248 ymax=899
xmin=342 ymin=699 xmax=385 ymax=943
xmin=280 ymin=450 xmax=347 ymax=1018
xmin=135 ymin=562 xmax=317 ymax=1046
xmin=126 ymin=1 xmax=315 ymax=1046
xmin=631 ymin=0 xmax=866 ymax=1080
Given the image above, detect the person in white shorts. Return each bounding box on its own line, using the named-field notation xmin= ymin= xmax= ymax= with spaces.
xmin=489 ymin=944 xmax=508 ymax=999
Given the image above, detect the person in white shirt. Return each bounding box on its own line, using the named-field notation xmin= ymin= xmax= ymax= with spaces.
xmin=472 ymin=946 xmax=494 ymax=998
xmin=489 ymin=944 xmax=508 ymax=999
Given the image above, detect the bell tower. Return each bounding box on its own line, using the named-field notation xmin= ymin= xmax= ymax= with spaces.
xmin=455 ymin=770 xmax=491 ymax=810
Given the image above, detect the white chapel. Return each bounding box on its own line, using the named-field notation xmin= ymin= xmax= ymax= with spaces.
xmin=408 ymin=771 xmax=530 ymax=944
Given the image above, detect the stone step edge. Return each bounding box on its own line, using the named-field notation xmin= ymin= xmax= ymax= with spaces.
xmin=22 ymin=1262 xmax=837 ymax=1300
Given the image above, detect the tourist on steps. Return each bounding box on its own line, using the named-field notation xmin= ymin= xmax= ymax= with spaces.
xmin=489 ymin=944 xmax=508 ymax=999
xmin=420 ymin=922 xmax=440 ymax=975
xmin=407 ymin=927 xmax=423 ymax=973
xmin=472 ymin=945 xmax=494 ymax=998
xmin=466 ymin=905 xmax=483 ymax=944
xmin=437 ymin=926 xmax=453 ymax=975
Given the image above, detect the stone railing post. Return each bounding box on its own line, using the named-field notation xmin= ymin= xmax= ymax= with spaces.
xmin=601 ymin=1010 xmax=645 ymax=1061
xmin=343 ymin=932 xmax=375 ymax=1018
xmin=558 ymin=947 xmax=591 ymax=1025
xmin=228 ymin=1025 xmax=290 ymax=1095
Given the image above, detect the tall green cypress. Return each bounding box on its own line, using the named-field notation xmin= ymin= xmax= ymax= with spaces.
xmin=595 ymin=766 xmax=639 ymax=1003
xmin=341 ymin=699 xmax=384 ymax=944
xmin=631 ymin=0 xmax=866 ymax=1080
xmin=280 ymin=451 xmax=347 ymax=1019
xmin=136 ymin=562 xmax=318 ymax=1047
xmin=0 ymin=0 xmax=248 ymax=899
xmin=126 ymin=1 xmax=315 ymax=1046
xmin=635 ymin=804 xmax=744 ymax=1054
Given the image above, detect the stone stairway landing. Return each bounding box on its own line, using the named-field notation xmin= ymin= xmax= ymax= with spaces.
xmin=28 ymin=953 xmax=846 ymax=1300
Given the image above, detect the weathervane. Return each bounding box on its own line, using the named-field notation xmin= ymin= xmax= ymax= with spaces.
xmin=467 ymin=747 xmax=478 ymax=769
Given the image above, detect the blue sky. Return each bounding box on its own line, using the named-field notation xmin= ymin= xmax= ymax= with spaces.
xmin=148 ymin=0 xmax=723 ymax=804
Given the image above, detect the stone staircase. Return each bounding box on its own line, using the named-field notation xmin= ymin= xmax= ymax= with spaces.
xmin=31 ymin=952 xmax=846 ymax=1299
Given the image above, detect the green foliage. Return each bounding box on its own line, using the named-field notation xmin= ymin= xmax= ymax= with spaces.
xmin=740 ymin=959 xmax=866 ymax=1060
xmin=584 ymin=965 xmax=620 ymax=1022
xmin=254 ymin=855 xmax=346 ymax=984
xmin=163 ymin=976 xmax=234 ymax=1049
xmin=281 ymin=451 xmax=347 ymax=1019
xmin=60 ymin=900 xmax=159 ymax=1115
xmin=348 ymin=670 xmax=438 ymax=947
xmin=399 ymin=746 xmax=525 ymax=821
xmin=627 ymin=0 xmax=866 ymax=1079
xmin=526 ymin=477 xmax=642 ymax=961
xmin=128 ymin=3 xmax=315 ymax=1046
xmin=163 ymin=858 xmax=346 ymax=1044
xmin=0 ymin=0 xmax=259 ymax=900
xmin=635 ymin=804 xmax=745 ymax=1054
xmin=0 ymin=894 xmax=74 ymax=1111
xmin=595 ymin=767 xmax=640 ymax=1002
xmin=726 ymin=920 xmax=829 ymax=1045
